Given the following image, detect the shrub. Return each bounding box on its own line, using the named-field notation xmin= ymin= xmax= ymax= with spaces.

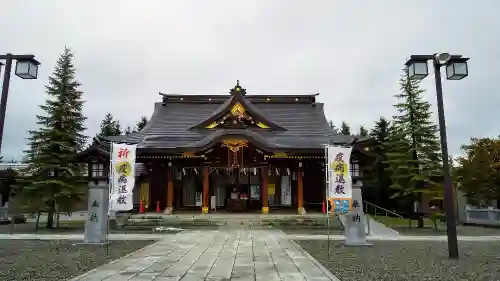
xmin=11 ymin=215 xmax=27 ymax=224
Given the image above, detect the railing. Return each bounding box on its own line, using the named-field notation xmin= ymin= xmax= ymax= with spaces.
xmin=364 ymin=201 xmax=404 ymax=219
xmin=465 ymin=208 xmax=500 ymax=226
xmin=365 ymin=213 xmax=371 ymax=235
xmin=0 ymin=207 xmax=8 ymax=222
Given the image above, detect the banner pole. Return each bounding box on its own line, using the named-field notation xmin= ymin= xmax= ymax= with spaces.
xmin=324 ymin=144 xmax=331 ymax=266
xmin=106 ymin=142 xmax=114 ymax=255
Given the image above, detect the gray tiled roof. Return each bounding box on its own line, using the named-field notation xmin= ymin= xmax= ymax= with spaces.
xmin=106 ymin=95 xmax=356 ymax=151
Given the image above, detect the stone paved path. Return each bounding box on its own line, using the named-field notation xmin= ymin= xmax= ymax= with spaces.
xmin=69 ymin=229 xmax=339 ymax=281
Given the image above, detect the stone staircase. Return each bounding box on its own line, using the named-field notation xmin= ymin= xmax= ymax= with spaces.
xmin=115 ymin=213 xmax=345 ymax=231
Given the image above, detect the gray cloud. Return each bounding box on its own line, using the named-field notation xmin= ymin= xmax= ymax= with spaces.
xmin=0 ymin=0 xmax=499 ymax=160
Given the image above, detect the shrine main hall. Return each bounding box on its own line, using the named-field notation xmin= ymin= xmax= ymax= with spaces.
xmin=81 ymin=82 xmax=375 ymax=214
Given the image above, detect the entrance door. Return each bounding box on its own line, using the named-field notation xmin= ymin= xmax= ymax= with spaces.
xmin=149 ymin=167 xmax=167 ymax=211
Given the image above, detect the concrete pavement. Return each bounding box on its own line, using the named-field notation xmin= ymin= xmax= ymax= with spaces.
xmin=69 ymin=229 xmax=339 ymax=281
xmin=2 ymin=232 xmax=500 ymax=242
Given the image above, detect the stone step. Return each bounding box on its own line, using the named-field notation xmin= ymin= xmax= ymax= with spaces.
xmin=121 ymin=216 xmax=344 ymax=230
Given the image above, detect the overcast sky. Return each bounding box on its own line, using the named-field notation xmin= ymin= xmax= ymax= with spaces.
xmin=1 ymin=0 xmax=498 ymax=161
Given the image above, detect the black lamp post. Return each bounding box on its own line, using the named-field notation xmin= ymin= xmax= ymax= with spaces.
xmin=405 ymin=53 xmax=469 ymax=259
xmin=0 ymin=53 xmax=40 ymax=154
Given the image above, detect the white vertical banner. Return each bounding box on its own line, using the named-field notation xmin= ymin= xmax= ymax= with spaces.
xmin=327 ymin=146 xmax=353 ymax=212
xmin=109 ymin=143 xmax=136 ymax=211
xmin=281 ymin=175 xmax=291 ymax=206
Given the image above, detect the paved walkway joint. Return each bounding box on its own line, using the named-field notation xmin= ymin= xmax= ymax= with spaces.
xmin=69 ymin=229 xmax=340 ymax=281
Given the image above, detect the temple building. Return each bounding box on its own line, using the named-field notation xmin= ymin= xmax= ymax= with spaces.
xmin=80 ymin=81 xmax=377 ymax=214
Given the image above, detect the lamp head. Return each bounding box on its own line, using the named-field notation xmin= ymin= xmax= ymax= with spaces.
xmin=435 ymin=53 xmax=452 ymax=65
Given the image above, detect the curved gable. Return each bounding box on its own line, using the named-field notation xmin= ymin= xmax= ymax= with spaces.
xmin=191 ymin=82 xmax=285 ymax=131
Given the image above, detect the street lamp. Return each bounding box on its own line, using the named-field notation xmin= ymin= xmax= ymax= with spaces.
xmin=405 ymin=53 xmax=469 ymax=259
xmin=0 ymin=53 xmax=40 ymax=154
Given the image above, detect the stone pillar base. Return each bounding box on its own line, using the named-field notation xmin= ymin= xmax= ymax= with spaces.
xmin=202 ymin=206 xmax=209 ymax=214
xmin=298 ymin=207 xmax=307 ymax=215
xmin=262 ymin=207 xmax=269 ymax=214
xmin=164 ymin=207 xmax=173 ymax=215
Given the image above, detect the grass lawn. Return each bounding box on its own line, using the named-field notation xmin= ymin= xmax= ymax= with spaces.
xmin=371 ymin=215 xmax=500 ymax=236
xmin=297 ymin=239 xmax=500 ymax=281
xmin=371 ymin=215 xmax=435 ymax=227
xmin=0 ymin=239 xmax=156 ymax=281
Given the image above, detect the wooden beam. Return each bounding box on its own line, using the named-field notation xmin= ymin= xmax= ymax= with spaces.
xmin=202 ymin=167 xmax=209 ymax=214
xmin=297 ymin=167 xmax=305 ymax=214
xmin=261 ymin=167 xmax=269 ymax=214
xmin=165 ymin=169 xmax=174 ymax=214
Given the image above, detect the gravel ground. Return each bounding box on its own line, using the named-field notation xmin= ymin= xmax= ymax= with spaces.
xmin=0 ymin=239 xmax=156 ymax=281
xmin=297 ymin=240 xmax=500 ymax=281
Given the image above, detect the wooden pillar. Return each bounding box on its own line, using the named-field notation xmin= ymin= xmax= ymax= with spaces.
xmin=202 ymin=166 xmax=209 ymax=214
xmin=164 ymin=169 xmax=174 ymax=214
xmin=297 ymin=167 xmax=306 ymax=214
xmin=261 ymin=167 xmax=269 ymax=214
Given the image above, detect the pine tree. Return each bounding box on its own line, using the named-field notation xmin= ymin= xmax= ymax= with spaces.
xmin=136 ymin=116 xmax=148 ymax=131
xmin=358 ymin=125 xmax=368 ymax=137
xmin=364 ymin=117 xmax=394 ymax=208
xmin=124 ymin=126 xmax=133 ymax=135
xmin=340 ymin=121 xmax=351 ymax=135
xmin=384 ymin=68 xmax=442 ymax=227
xmin=97 ymin=113 xmax=121 ymax=137
xmin=23 ymin=48 xmax=87 ymax=228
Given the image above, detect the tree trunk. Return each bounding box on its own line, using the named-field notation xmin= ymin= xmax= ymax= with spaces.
xmin=55 ymin=202 xmax=60 ymax=229
xmin=46 ymin=200 xmax=55 ymax=229
xmin=35 ymin=211 xmax=41 ymax=231
xmin=46 ymin=210 xmax=54 ymax=229
xmin=417 ymin=193 xmax=424 ymax=228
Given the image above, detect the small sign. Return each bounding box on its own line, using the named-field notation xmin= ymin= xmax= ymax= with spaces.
xmin=268 ymin=184 xmax=275 ymax=195
xmin=195 ymin=192 xmax=202 ymax=207
xmin=281 ymin=176 xmax=291 ymax=206
xmin=250 ymin=185 xmax=260 ymax=199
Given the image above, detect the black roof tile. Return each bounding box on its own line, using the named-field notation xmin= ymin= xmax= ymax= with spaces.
xmin=106 ymin=94 xmax=357 ymax=151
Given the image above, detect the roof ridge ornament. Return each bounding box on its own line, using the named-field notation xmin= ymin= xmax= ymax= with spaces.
xmin=230 ymin=80 xmax=247 ymax=96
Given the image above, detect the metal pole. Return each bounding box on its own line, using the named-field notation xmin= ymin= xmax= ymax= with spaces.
xmin=433 ymin=59 xmax=459 ymax=259
xmin=0 ymin=54 xmax=13 ymax=154
xmin=324 ymin=144 xmax=331 ymax=267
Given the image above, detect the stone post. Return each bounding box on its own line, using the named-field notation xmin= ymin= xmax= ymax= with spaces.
xmin=344 ymin=180 xmax=372 ymax=246
xmin=84 ymin=180 xmax=109 ymax=244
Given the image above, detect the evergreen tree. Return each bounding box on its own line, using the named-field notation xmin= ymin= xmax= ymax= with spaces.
xmin=384 ymin=68 xmax=442 ymax=227
xmin=340 ymin=121 xmax=351 ymax=135
xmin=0 ymin=168 xmax=18 ymax=206
xmin=136 ymin=116 xmax=148 ymax=131
xmin=124 ymin=126 xmax=134 ymax=135
xmin=97 ymin=113 xmax=122 ymax=137
xmin=92 ymin=113 xmax=122 ymax=144
xmin=364 ymin=117 xmax=395 ymax=209
xmin=23 ymin=48 xmax=87 ymax=228
xmin=358 ymin=125 xmax=368 ymax=137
